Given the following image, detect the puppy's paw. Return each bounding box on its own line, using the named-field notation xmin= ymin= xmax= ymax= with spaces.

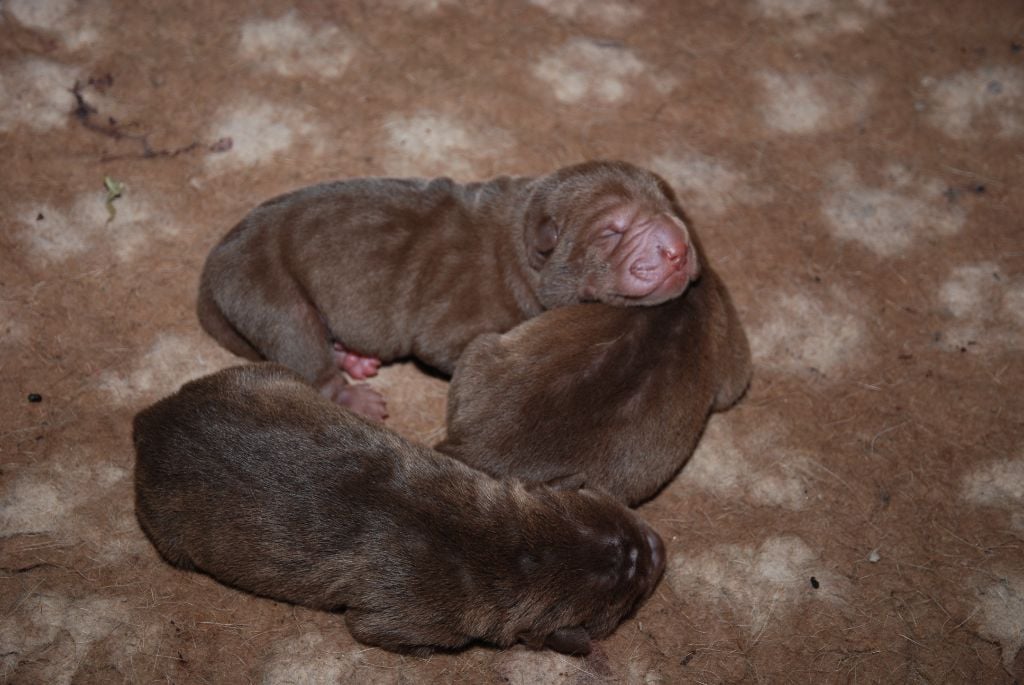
xmin=333 ymin=343 xmax=382 ymax=380
xmin=338 ymin=383 xmax=389 ymax=422
xmin=544 ymin=626 xmax=592 ymax=656
xmin=319 ymin=375 xmax=389 ymax=421
xmin=518 ymin=626 xmax=593 ymax=656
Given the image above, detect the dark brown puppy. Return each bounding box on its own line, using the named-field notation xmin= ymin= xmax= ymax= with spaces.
xmin=197 ymin=161 xmax=699 ymax=420
xmin=437 ymin=221 xmax=751 ymax=507
xmin=133 ymin=363 xmax=665 ymax=655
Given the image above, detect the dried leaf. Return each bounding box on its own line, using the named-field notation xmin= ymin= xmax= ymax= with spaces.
xmin=104 ymin=175 xmax=125 ymax=223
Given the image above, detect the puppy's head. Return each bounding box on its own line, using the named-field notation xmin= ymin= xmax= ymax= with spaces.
xmin=506 ymin=480 xmax=666 ymax=655
xmin=525 ymin=161 xmax=700 ymax=308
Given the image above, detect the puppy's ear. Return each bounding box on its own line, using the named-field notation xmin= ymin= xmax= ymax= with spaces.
xmin=527 ymin=217 xmax=560 ymax=270
xmin=544 ymin=626 xmax=592 ymax=655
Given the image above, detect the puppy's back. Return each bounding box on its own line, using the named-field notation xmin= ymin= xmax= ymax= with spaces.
xmin=440 ymin=267 xmax=751 ymax=505
xmin=132 ymin=363 xmax=667 ymax=653
xmin=132 ymin=364 xmax=401 ymax=598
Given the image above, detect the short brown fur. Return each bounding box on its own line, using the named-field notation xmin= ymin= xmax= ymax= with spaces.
xmin=133 ymin=363 xmax=665 ymax=655
xmin=437 ymin=214 xmax=751 ymax=506
xmin=197 ymin=161 xmax=698 ymax=418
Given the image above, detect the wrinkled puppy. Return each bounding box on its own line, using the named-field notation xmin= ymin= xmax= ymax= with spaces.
xmin=438 ymin=221 xmax=751 ymax=506
xmin=133 ymin=363 xmax=665 ymax=655
xmin=197 ymin=161 xmax=699 ymax=420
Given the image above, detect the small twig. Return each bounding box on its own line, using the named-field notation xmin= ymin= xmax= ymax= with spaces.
xmin=69 ymin=80 xmax=232 ymax=161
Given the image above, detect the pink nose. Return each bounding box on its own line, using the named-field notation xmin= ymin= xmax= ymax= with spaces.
xmin=659 ymin=241 xmax=687 ymax=266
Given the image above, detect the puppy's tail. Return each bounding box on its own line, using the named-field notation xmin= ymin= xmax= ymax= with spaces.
xmin=196 ymin=277 xmax=263 ymax=361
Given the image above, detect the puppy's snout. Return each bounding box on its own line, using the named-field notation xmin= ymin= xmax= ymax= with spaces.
xmin=645 ymin=526 xmax=665 ymax=581
xmin=635 ymin=523 xmax=665 ymax=602
xmin=659 ymin=241 xmax=686 ymax=265
xmin=625 ymin=545 xmax=640 ymax=580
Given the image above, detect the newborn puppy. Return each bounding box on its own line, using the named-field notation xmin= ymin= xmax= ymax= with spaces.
xmin=197 ymin=161 xmax=699 ymax=420
xmin=437 ymin=220 xmax=751 ymax=506
xmin=133 ymin=363 xmax=665 ymax=655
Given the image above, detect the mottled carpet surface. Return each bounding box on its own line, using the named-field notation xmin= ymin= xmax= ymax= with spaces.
xmin=2 ymin=1 xmax=1022 ymax=682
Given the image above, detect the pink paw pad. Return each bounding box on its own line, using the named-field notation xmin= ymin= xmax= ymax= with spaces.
xmin=333 ymin=343 xmax=382 ymax=380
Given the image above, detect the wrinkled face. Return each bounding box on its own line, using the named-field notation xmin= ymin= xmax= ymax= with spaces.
xmin=529 ymin=162 xmax=701 ymax=309
xmin=577 ymin=202 xmax=700 ymax=305
xmin=513 ymin=487 xmax=666 ymax=655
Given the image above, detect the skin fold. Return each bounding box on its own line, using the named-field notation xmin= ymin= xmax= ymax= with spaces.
xmin=197 ymin=161 xmax=699 ymax=420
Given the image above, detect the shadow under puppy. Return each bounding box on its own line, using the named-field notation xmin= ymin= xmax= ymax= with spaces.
xmin=437 ymin=213 xmax=752 ymax=507
xmin=133 ymin=363 xmax=665 ymax=655
xmin=197 ymin=161 xmax=699 ymax=420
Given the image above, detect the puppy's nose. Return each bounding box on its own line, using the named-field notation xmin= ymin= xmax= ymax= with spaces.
xmin=659 ymin=241 xmax=686 ymax=266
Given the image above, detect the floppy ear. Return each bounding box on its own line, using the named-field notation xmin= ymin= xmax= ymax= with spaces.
xmin=527 ymin=216 xmax=560 ymax=270
xmin=544 ymin=626 xmax=592 ymax=655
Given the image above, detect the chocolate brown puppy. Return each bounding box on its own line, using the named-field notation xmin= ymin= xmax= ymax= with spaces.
xmin=197 ymin=161 xmax=699 ymax=420
xmin=133 ymin=363 xmax=665 ymax=655
xmin=437 ymin=222 xmax=751 ymax=506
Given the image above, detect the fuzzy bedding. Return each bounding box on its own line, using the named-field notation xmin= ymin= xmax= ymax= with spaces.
xmin=2 ymin=0 xmax=1022 ymax=682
